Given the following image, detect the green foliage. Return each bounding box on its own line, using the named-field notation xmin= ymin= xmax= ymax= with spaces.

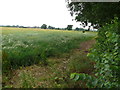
xmin=2 ymin=28 xmax=96 ymax=73
xmin=19 ymin=71 xmax=36 ymax=88
xmin=75 ymin=27 xmax=84 ymax=31
xmin=70 ymin=73 xmax=97 ymax=88
xmin=70 ymin=18 xmax=120 ymax=88
xmin=67 ymin=25 xmax=73 ymax=30
xmin=41 ymin=24 xmax=47 ymax=29
xmin=88 ymin=18 xmax=120 ymax=88
xmin=68 ymin=53 xmax=93 ymax=73
xmin=40 ymin=50 xmax=48 ymax=65
xmin=48 ymin=25 xmax=55 ymax=29
xmin=67 ymin=2 xmax=120 ymax=28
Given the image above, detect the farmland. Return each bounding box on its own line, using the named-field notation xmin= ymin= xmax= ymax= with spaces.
xmin=2 ymin=27 xmax=97 ymax=88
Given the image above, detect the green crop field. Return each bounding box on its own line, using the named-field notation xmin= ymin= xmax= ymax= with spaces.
xmin=2 ymin=27 xmax=97 ymax=88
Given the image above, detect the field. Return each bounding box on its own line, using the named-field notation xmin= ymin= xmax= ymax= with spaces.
xmin=2 ymin=27 xmax=97 ymax=88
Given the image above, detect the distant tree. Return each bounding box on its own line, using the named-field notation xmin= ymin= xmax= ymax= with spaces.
xmin=80 ymin=28 xmax=84 ymax=31
xmin=33 ymin=26 xmax=38 ymax=28
xmin=48 ymin=26 xmax=55 ymax=29
xmin=57 ymin=28 xmax=60 ymax=30
xmin=55 ymin=28 xmax=60 ymax=30
xmin=67 ymin=25 xmax=73 ymax=30
xmin=75 ymin=27 xmax=79 ymax=31
xmin=75 ymin=27 xmax=84 ymax=31
xmin=16 ymin=25 xmax=19 ymax=28
xmin=41 ymin=24 xmax=47 ymax=29
xmin=62 ymin=28 xmax=66 ymax=30
xmin=48 ymin=26 xmax=52 ymax=29
xmin=19 ymin=26 xmax=24 ymax=28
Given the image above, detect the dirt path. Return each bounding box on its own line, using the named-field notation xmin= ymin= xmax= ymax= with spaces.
xmin=80 ymin=39 xmax=96 ymax=51
xmin=8 ymin=39 xmax=96 ymax=88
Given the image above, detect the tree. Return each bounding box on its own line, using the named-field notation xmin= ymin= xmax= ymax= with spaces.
xmin=41 ymin=24 xmax=47 ymax=29
xmin=48 ymin=25 xmax=55 ymax=29
xmin=75 ymin=27 xmax=84 ymax=31
xmin=67 ymin=25 xmax=73 ymax=30
xmin=67 ymin=2 xmax=120 ymax=88
xmin=75 ymin=27 xmax=80 ymax=31
xmin=67 ymin=2 xmax=120 ymax=28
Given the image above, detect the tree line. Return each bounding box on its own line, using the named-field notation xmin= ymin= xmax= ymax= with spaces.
xmin=0 ymin=24 xmax=92 ymax=31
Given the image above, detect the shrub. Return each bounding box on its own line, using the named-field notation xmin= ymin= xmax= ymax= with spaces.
xmin=71 ymin=17 xmax=120 ymax=88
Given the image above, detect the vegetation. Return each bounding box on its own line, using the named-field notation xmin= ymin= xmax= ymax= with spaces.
xmin=67 ymin=1 xmax=120 ymax=88
xmin=71 ymin=18 xmax=120 ymax=88
xmin=2 ymin=2 xmax=119 ymax=89
xmin=67 ymin=25 xmax=73 ymax=30
xmin=0 ymin=25 xmax=40 ymax=28
xmin=48 ymin=25 xmax=55 ymax=29
xmin=75 ymin=27 xmax=84 ymax=31
xmin=41 ymin=24 xmax=47 ymax=29
xmin=1 ymin=25 xmax=92 ymax=31
xmin=67 ymin=2 xmax=120 ymax=28
xmin=2 ymin=27 xmax=97 ymax=88
xmin=89 ymin=19 xmax=120 ymax=88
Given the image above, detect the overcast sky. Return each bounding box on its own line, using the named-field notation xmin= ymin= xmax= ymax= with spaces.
xmin=0 ymin=0 xmax=85 ymax=29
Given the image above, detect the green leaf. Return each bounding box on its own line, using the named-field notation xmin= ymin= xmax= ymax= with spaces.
xmin=92 ymin=79 xmax=98 ymax=86
xmin=70 ymin=73 xmax=75 ymax=79
xmin=73 ymin=74 xmax=80 ymax=81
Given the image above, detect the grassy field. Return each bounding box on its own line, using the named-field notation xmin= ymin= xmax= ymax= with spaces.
xmin=2 ymin=27 xmax=97 ymax=88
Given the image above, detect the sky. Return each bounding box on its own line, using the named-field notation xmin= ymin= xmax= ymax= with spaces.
xmin=0 ymin=0 xmax=85 ymax=29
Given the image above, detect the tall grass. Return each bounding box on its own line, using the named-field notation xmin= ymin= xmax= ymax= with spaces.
xmin=2 ymin=27 xmax=97 ymax=72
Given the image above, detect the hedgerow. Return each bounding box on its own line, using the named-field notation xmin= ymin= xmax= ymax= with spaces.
xmin=71 ymin=18 xmax=120 ymax=88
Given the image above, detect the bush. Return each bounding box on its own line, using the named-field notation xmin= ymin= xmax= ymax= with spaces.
xmin=71 ymin=17 xmax=120 ymax=88
xmin=89 ymin=18 xmax=120 ymax=88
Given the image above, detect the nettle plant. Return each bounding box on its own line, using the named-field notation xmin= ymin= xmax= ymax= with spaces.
xmin=70 ymin=18 xmax=120 ymax=88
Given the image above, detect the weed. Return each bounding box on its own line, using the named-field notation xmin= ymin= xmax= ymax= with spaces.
xmin=68 ymin=53 xmax=93 ymax=74
xmin=19 ymin=71 xmax=36 ymax=88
